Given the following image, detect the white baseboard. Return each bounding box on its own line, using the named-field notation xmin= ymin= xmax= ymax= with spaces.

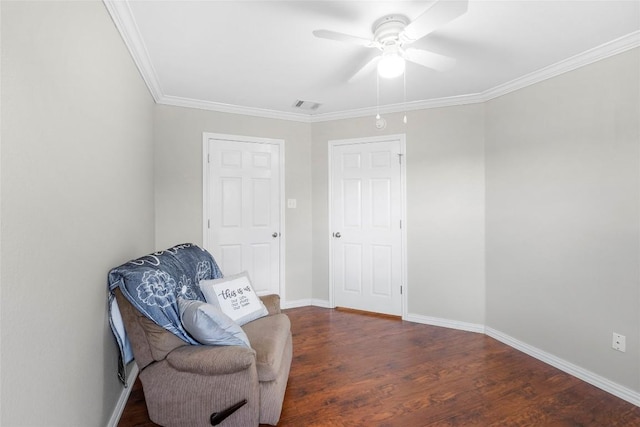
xmin=282 ymin=299 xmax=313 ymax=309
xmin=401 ymin=314 xmax=640 ymax=407
xmin=282 ymin=298 xmax=332 ymax=309
xmin=310 ymin=298 xmax=332 ymax=308
xmin=106 ymin=363 xmax=139 ymax=427
xmin=404 ymin=312 xmax=485 ymax=334
xmin=485 ymin=327 xmax=640 ymax=407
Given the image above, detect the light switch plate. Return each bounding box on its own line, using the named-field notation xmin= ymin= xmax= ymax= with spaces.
xmin=287 ymin=199 xmax=297 ymax=209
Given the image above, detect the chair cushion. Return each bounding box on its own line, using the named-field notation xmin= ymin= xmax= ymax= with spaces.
xmin=138 ymin=315 xmax=187 ymax=361
xmin=166 ymin=344 xmax=256 ymax=375
xmin=242 ymin=313 xmax=291 ymax=382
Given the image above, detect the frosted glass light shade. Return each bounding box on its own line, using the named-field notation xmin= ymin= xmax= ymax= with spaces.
xmin=377 ymin=53 xmax=405 ymax=79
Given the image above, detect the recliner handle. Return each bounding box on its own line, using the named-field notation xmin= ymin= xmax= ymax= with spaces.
xmin=210 ymin=399 xmax=247 ymax=425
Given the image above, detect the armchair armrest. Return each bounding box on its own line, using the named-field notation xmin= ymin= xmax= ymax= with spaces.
xmin=260 ymin=294 xmax=281 ymax=315
xmin=166 ymin=345 xmax=256 ymax=375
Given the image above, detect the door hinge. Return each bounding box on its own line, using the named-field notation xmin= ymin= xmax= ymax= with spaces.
xmin=400 ymin=285 xmax=403 ymax=295
xmin=400 ymin=220 xmax=402 ymax=229
xmin=207 ymin=153 xmax=210 ymax=163
xmin=207 ymin=219 xmax=210 ymax=229
xmin=398 ymin=153 xmax=403 ymax=165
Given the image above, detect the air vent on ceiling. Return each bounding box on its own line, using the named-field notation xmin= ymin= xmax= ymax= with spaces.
xmin=293 ymin=99 xmax=322 ymax=111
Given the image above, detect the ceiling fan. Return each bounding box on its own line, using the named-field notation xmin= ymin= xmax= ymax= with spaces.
xmin=312 ymin=0 xmax=468 ymax=81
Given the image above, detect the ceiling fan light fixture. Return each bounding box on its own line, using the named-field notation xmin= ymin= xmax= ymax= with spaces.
xmin=377 ymin=52 xmax=405 ymax=79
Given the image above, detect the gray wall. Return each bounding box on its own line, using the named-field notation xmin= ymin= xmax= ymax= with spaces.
xmin=485 ymin=48 xmax=640 ymax=391
xmin=153 ymin=105 xmax=313 ymax=302
xmin=153 ymin=102 xmax=486 ymax=324
xmin=1 ymin=1 xmax=155 ymax=425
xmin=2 ymin=1 xmax=637 ymax=423
xmin=310 ymin=106 xmax=486 ymax=325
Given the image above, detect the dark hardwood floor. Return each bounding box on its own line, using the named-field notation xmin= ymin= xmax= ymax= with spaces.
xmin=119 ymin=306 xmax=640 ymax=426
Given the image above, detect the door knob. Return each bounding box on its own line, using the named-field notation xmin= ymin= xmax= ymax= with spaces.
xmin=272 ymin=232 xmax=279 ymax=238
xmin=333 ymin=232 xmax=341 ymax=238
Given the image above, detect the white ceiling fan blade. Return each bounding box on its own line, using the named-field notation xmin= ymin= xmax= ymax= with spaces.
xmin=401 ymin=0 xmax=469 ymax=43
xmin=313 ymin=29 xmax=379 ymax=48
xmin=348 ymin=56 xmax=380 ymax=83
xmin=404 ymin=48 xmax=456 ymax=72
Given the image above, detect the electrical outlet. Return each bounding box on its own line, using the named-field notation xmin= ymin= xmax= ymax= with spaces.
xmin=612 ymin=332 xmax=626 ymax=352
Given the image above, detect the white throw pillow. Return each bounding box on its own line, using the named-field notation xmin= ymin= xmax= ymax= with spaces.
xmin=178 ymin=298 xmax=250 ymax=347
xmin=199 ymin=272 xmax=269 ymax=326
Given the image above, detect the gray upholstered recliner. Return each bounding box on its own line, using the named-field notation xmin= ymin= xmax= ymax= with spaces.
xmin=109 ymin=244 xmax=292 ymax=426
xmin=115 ymin=288 xmax=292 ymax=426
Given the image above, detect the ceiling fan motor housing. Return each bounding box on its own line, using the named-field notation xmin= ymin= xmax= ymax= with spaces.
xmin=372 ymin=15 xmax=409 ymax=45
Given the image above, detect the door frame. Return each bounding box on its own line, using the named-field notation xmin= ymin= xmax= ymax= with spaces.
xmin=328 ymin=134 xmax=408 ymax=319
xmin=202 ymin=132 xmax=286 ymax=298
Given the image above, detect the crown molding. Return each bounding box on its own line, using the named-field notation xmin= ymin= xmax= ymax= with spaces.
xmin=104 ymin=0 xmax=639 ymax=123
xmin=103 ymin=0 xmax=163 ymax=102
xmin=160 ymin=95 xmax=312 ymax=123
xmin=315 ymin=30 xmax=640 ymax=121
xmin=482 ymin=30 xmax=640 ymax=102
xmin=308 ymin=92 xmax=485 ymax=122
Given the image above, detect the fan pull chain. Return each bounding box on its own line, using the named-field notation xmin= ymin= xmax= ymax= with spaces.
xmin=376 ymin=72 xmax=381 ymax=120
xmin=403 ymin=68 xmax=407 ymax=124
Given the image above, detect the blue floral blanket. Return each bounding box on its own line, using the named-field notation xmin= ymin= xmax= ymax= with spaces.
xmin=107 ymin=243 xmax=223 ymax=383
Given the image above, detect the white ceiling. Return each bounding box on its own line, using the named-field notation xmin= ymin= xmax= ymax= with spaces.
xmin=106 ymin=0 xmax=640 ymax=122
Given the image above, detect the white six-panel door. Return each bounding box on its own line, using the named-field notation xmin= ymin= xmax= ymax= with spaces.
xmin=203 ymin=134 xmax=283 ymax=295
xmin=330 ymin=135 xmax=405 ymax=316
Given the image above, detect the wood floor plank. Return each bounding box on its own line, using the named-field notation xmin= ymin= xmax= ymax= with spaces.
xmin=118 ymin=306 xmax=640 ymax=426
